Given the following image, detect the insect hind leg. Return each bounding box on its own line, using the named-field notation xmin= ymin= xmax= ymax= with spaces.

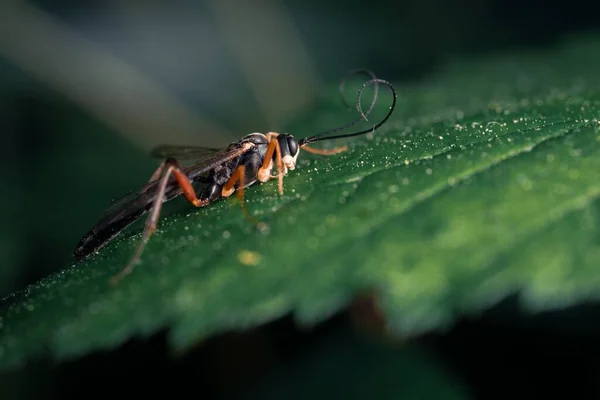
xmin=110 ymin=158 xmax=210 ymax=285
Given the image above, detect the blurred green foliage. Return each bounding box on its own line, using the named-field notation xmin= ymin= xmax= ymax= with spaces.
xmin=0 ymin=61 xmax=158 ymax=296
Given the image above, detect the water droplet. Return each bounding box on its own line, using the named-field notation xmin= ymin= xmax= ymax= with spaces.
xmin=306 ymin=237 xmax=319 ymax=249
xmin=569 ymin=148 xmax=582 ymax=157
xmin=314 ymin=225 xmax=327 ymax=237
xmin=517 ymin=174 xmax=533 ymax=191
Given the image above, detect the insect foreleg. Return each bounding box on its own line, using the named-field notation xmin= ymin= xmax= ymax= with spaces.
xmin=258 ymin=132 xmax=285 ymax=195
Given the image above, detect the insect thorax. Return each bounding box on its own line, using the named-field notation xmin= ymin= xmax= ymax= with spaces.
xmin=240 ymin=132 xmax=270 ymax=146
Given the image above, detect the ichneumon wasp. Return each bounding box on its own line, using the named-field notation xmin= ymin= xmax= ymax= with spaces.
xmin=73 ymin=70 xmax=397 ymax=284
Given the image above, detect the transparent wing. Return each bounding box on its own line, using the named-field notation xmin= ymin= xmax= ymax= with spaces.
xmin=101 ymin=146 xmax=222 ymax=216
xmin=103 ymin=142 xmax=249 ymax=218
xmin=149 ymin=144 xmax=222 ymax=160
xmin=74 ymin=142 xmax=254 ymax=261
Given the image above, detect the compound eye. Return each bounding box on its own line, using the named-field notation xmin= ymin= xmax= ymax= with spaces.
xmin=287 ymin=136 xmax=299 ymax=157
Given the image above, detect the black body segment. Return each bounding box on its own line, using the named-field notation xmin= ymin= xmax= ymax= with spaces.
xmin=201 ymin=133 xmax=269 ymax=195
xmin=286 ymin=135 xmax=299 ymax=158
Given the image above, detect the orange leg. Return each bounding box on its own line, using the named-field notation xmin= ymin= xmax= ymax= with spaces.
xmin=110 ymin=158 xmax=209 ymax=285
xmin=222 ymin=164 xmax=260 ymax=224
xmin=301 ymin=144 xmax=348 ymax=155
xmin=259 ymin=132 xmax=285 ymax=195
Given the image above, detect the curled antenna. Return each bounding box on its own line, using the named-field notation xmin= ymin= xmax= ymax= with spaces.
xmin=338 ymin=68 xmax=379 ymax=120
xmin=299 ymin=78 xmax=397 ymax=146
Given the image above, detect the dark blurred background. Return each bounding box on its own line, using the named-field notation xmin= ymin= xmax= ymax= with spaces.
xmin=1 ymin=0 xmax=600 ymax=398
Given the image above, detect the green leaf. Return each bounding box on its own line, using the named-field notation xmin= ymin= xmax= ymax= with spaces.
xmin=1 ymin=34 xmax=600 ymax=368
